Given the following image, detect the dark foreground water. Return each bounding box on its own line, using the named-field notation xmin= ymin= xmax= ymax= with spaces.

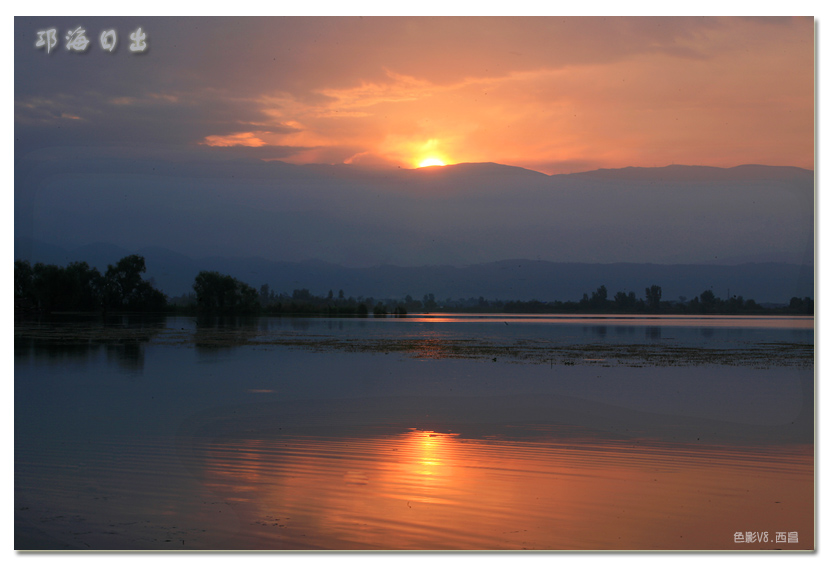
xmin=15 ymin=314 xmax=814 ymax=550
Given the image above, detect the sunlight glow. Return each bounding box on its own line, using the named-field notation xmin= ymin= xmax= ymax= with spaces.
xmin=418 ymin=158 xmax=446 ymax=168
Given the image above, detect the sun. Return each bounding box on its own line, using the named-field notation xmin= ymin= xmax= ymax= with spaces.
xmin=418 ymin=157 xmax=446 ymax=168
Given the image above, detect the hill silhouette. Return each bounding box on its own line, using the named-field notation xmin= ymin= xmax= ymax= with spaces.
xmin=14 ymin=160 xmax=813 ymax=269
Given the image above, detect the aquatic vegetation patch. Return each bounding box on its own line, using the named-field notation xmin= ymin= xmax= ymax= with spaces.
xmin=15 ymin=320 xmax=813 ymax=369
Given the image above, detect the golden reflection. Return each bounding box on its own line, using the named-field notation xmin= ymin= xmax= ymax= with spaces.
xmin=416 ymin=430 xmax=440 ymax=467
xmin=406 ymin=430 xmax=459 ymax=484
xmin=195 ymin=432 xmax=813 ymax=550
xmin=417 ymin=315 xmax=458 ymax=323
xmin=407 ymin=338 xmax=452 ymax=360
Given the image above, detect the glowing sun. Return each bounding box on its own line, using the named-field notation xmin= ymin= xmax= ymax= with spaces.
xmin=418 ymin=158 xmax=446 ymax=168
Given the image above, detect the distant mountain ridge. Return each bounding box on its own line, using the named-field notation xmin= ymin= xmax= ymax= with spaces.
xmin=15 ymin=237 xmax=813 ymax=305
xmin=568 ymin=164 xmax=814 ymax=182
xmin=15 ymin=158 xmax=813 ymax=270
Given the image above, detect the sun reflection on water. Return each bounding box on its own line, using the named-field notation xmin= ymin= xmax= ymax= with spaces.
xmin=193 ymin=430 xmax=813 ymax=550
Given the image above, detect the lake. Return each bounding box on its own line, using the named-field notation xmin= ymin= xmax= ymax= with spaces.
xmin=14 ymin=314 xmax=814 ymax=550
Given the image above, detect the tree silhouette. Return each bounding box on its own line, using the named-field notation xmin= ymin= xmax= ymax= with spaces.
xmin=590 ymin=285 xmax=609 ymax=308
xmin=194 ymin=271 xmax=259 ymax=314
xmin=15 ymin=260 xmax=34 ymax=304
xmin=65 ymin=261 xmax=104 ymax=310
xmin=103 ymin=255 xmax=166 ymax=311
xmin=613 ymin=290 xmax=637 ymax=310
xmin=15 ymin=255 xmax=166 ymax=313
xmin=698 ymin=289 xmax=716 ymax=313
xmin=292 ymin=288 xmax=312 ymax=301
xmin=789 ymin=296 xmax=814 ymax=314
xmin=645 ymin=285 xmax=662 ymax=310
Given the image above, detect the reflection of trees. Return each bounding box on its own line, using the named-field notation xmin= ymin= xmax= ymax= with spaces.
xmin=194 ymin=315 xmax=261 ymax=353
xmin=645 ymin=326 xmax=662 ymax=340
xmin=324 ymin=319 xmax=346 ymax=332
xmin=14 ymin=314 xmax=165 ymax=372
xmin=15 ymin=337 xmax=97 ymax=364
xmin=105 ymin=340 xmax=145 ymax=372
xmin=590 ymin=325 xmax=607 ymax=338
xmin=288 ymin=317 xmax=312 ymax=331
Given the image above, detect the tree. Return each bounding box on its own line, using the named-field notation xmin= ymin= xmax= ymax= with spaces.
xmin=65 ymin=261 xmax=104 ymax=310
xmin=193 ymin=271 xmax=259 ymax=313
xmin=744 ymin=298 xmax=761 ymax=311
xmin=100 ymin=254 xmax=166 ymax=311
xmin=104 ymin=255 xmax=146 ymax=308
xmin=292 ymin=288 xmax=312 ymax=301
xmin=699 ymin=289 xmax=716 ymax=312
xmin=259 ymin=284 xmax=271 ymax=306
xmin=789 ymin=296 xmax=814 ymax=314
xmin=15 ymin=260 xmax=35 ymax=307
xmin=645 ymin=285 xmax=662 ymax=310
xmin=17 ymin=254 xmax=164 ymax=313
xmin=614 ymin=290 xmax=637 ymax=310
xmin=31 ymin=263 xmax=66 ymax=312
xmin=590 ymin=285 xmax=608 ymax=309
xmin=725 ymin=295 xmax=744 ymax=314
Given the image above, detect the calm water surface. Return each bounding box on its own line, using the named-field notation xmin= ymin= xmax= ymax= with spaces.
xmin=15 ymin=314 xmax=814 ymax=550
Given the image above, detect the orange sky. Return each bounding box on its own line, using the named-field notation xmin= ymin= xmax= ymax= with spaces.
xmin=15 ymin=17 xmax=814 ymax=175
xmin=193 ymin=17 xmax=814 ymax=174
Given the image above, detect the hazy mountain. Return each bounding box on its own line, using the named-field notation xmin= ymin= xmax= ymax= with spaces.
xmin=570 ymin=164 xmax=813 ymax=182
xmin=15 ymin=157 xmax=814 ymax=269
xmin=15 ymin=237 xmax=812 ymax=304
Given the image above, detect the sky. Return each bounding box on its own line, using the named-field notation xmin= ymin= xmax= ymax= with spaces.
xmin=15 ymin=16 xmax=814 ymax=175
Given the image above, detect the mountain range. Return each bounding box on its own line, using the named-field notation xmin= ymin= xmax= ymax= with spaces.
xmin=15 ymin=158 xmax=813 ymax=266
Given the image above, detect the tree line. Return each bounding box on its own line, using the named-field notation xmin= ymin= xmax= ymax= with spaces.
xmin=500 ymin=284 xmax=814 ymax=315
xmin=15 ymin=256 xmax=814 ymax=316
xmin=15 ymin=255 xmax=167 ymax=313
xmin=176 ymin=273 xmax=409 ymax=316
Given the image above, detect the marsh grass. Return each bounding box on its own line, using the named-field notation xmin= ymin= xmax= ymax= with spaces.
xmin=15 ymin=320 xmax=813 ymax=369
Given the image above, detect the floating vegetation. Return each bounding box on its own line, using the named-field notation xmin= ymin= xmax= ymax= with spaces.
xmin=14 ymin=319 xmax=169 ymax=346
xmin=14 ymin=319 xmax=814 ymax=369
